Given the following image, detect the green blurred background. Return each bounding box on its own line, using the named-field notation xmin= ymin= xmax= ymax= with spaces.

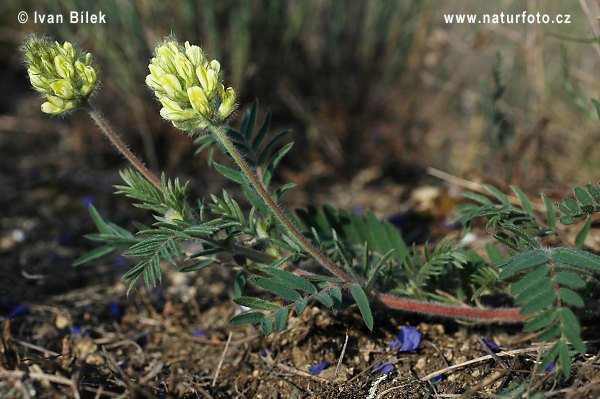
xmin=2 ymin=0 xmax=600 ymax=197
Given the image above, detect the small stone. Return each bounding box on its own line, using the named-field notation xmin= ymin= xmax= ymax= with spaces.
xmin=415 ymin=357 xmax=427 ymax=370
xmin=55 ymin=314 xmax=69 ymax=329
xmin=84 ymin=353 xmax=104 ymax=365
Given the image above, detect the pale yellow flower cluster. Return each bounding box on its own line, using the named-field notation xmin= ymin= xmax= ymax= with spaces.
xmin=146 ymin=40 xmax=236 ymax=132
xmin=22 ymin=35 xmax=97 ymax=114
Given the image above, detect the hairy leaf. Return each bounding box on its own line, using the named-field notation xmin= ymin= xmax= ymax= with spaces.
xmin=350 ymin=284 xmax=373 ymax=331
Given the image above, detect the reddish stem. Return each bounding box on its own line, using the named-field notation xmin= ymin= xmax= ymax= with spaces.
xmin=290 ymin=266 xmax=526 ymax=322
xmin=86 ymin=102 xmax=163 ymax=191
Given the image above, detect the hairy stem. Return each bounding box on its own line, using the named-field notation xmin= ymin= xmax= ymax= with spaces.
xmin=288 ymin=265 xmax=526 ymax=322
xmin=86 ymin=102 xmax=163 ymax=191
xmin=209 ymin=123 xmax=526 ymax=322
xmin=209 ymin=124 xmax=353 ymax=283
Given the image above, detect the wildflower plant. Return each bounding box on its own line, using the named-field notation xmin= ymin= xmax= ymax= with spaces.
xmin=22 ymin=35 xmax=97 ymax=114
xmin=22 ymin=34 xmax=600 ymax=379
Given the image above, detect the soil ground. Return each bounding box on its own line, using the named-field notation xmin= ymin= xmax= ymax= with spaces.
xmin=2 ymin=101 xmax=600 ymax=399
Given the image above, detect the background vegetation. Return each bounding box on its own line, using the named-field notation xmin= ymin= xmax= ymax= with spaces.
xmin=3 ymin=0 xmax=600 ymax=193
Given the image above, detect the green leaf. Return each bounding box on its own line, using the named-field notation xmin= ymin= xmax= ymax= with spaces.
xmin=558 ymin=307 xmax=580 ymax=335
xmin=541 ymin=193 xmax=556 ymax=229
xmin=519 ymin=290 xmax=556 ymax=315
xmin=258 ymin=130 xmax=292 ymax=166
xmin=552 ymin=247 xmax=600 ymax=271
xmin=214 ymin=162 xmax=244 ymax=184
xmin=229 ymin=311 xmax=265 ymax=325
xmin=561 ymin=322 xmax=586 ymax=354
xmin=73 ymin=245 xmax=116 ymax=266
xmin=558 ymin=287 xmax=584 ymax=307
xmin=234 ymin=271 xmax=248 ymax=298
xmin=187 ymin=248 xmax=222 ymax=259
xmin=541 ymin=340 xmax=561 ymax=370
xmin=252 ymin=109 xmax=271 ymax=152
xmin=264 ymin=267 xmax=317 ymax=294
xmin=273 ymin=183 xmax=297 ymax=201
xmin=523 ymin=308 xmax=558 ymax=332
xmin=515 ymin=277 xmax=553 ymax=304
xmin=498 ymin=249 xmax=548 ymax=279
xmin=253 ymin=277 xmax=302 ymax=302
xmin=302 ymin=274 xmax=346 ymax=283
xmin=484 ymin=184 xmax=510 ymax=207
xmin=233 ymin=297 xmax=281 ymax=311
xmin=330 ymin=286 xmax=342 ymax=314
xmin=555 ymin=271 xmax=586 ymax=288
xmin=559 ymin=215 xmax=575 ymax=225
xmin=575 ymin=216 xmax=591 ymax=249
xmin=294 ymin=297 xmax=308 ymax=315
xmin=485 ymin=243 xmax=504 ymax=264
xmin=586 ymin=183 xmax=600 ymax=205
xmin=314 ymin=291 xmax=334 ymax=308
xmin=557 ymin=340 xmax=571 ymax=377
xmin=538 ymin=325 xmax=561 ymax=342
xmin=511 ymin=264 xmax=550 ymax=294
xmin=126 ymin=274 xmax=142 ymax=295
xmin=366 ymin=211 xmax=387 ymax=254
xmin=274 ymin=307 xmax=289 ymax=332
xmin=179 ymin=259 xmax=214 ymax=272
xmin=574 ymin=187 xmax=594 ymax=206
xmin=263 ymin=142 xmax=294 ymax=187
xmin=384 ymin=221 xmax=409 ymax=264
xmin=563 ymin=197 xmax=581 ymax=214
xmin=242 ymin=99 xmax=258 ymax=139
xmin=463 ymin=192 xmax=492 ymax=206
xmin=261 ymin=317 xmax=273 ymax=336
xmin=592 ymin=98 xmax=600 ymax=121
xmin=510 ymin=185 xmax=533 ymax=215
xmin=350 ymin=284 xmax=373 ymax=331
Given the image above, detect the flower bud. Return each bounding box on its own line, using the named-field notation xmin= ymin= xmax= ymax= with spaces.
xmin=147 ymin=38 xmax=237 ymax=132
xmin=49 ymin=79 xmax=75 ymax=100
xmin=185 ymin=41 xmax=203 ymax=67
xmin=187 ymin=86 xmax=210 ymax=117
xmin=54 ymin=54 xmax=74 ymax=80
xmin=196 ymin=67 xmax=218 ymax=97
xmin=22 ymin=35 xmax=99 ymax=115
xmin=160 ymin=74 xmax=185 ymax=100
xmin=217 ymin=86 xmax=236 ymax=122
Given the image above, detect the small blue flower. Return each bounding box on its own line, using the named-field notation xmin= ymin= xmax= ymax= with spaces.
xmin=108 ymin=302 xmax=121 ymax=319
xmin=7 ymin=303 xmax=27 ymax=319
xmin=544 ymin=362 xmax=554 ymax=372
xmin=390 ymin=326 xmax=421 ymax=352
xmin=81 ymin=196 xmax=95 ymax=209
xmin=431 ymin=374 xmax=443 ymax=382
xmin=194 ymin=329 xmax=211 ymax=339
xmin=373 ymin=361 xmax=394 ymax=374
xmin=72 ymin=325 xmax=82 ymax=335
xmin=308 ymin=361 xmax=330 ymax=376
xmin=114 ymin=257 xmax=128 ymax=267
xmin=481 ymin=337 xmax=501 ymax=354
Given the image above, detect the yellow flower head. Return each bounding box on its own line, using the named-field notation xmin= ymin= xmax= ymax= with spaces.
xmin=21 ymin=35 xmax=98 ymax=114
xmin=147 ymin=38 xmax=236 ymax=132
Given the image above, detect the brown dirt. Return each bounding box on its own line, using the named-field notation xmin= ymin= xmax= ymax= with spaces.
xmin=2 ymin=100 xmax=600 ymax=399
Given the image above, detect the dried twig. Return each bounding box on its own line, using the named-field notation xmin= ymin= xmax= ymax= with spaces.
xmin=212 ymin=330 xmax=232 ymax=387
xmin=333 ymin=331 xmax=349 ymax=382
xmin=421 ymin=346 xmax=541 ymax=381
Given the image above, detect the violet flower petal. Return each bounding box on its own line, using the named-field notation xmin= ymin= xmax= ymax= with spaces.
xmin=481 ymin=337 xmax=501 ymax=354
xmin=308 ymin=361 xmax=330 ymax=376
xmin=544 ymin=362 xmax=554 ymax=372
xmin=194 ymin=329 xmax=211 ymax=339
xmin=7 ymin=304 xmax=27 ymax=319
xmin=390 ymin=326 xmax=421 ymax=352
xmin=373 ymin=361 xmax=395 ymax=374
